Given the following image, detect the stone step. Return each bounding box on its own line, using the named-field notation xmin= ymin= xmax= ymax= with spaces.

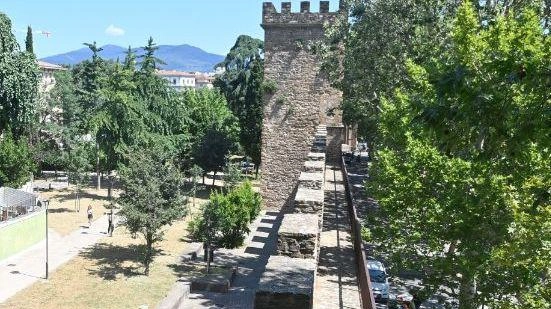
xmin=299 ymin=172 xmax=324 ymax=190
xmin=307 ymin=152 xmax=325 ymax=161
xmin=294 ymin=187 xmax=324 ymax=213
xmin=277 ymin=213 xmax=319 ymax=259
xmin=254 ymin=255 xmax=316 ymax=309
xmin=304 ymin=160 xmax=325 ymax=173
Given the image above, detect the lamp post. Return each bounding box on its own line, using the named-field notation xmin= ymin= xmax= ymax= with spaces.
xmin=44 ymin=199 xmax=49 ymax=280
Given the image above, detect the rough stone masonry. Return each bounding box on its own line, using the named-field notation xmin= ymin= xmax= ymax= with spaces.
xmin=260 ymin=1 xmax=345 ymax=210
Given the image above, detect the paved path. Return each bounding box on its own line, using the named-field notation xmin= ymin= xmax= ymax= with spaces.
xmin=313 ymin=165 xmax=362 ymax=309
xmin=179 ymin=210 xmax=281 ymax=309
xmin=0 ymin=213 xmax=116 ymax=303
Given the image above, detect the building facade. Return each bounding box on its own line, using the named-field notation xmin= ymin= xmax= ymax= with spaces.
xmin=37 ymin=60 xmax=66 ymax=92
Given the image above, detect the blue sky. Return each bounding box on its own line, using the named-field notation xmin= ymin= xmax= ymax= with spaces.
xmin=2 ymin=0 xmax=340 ymax=58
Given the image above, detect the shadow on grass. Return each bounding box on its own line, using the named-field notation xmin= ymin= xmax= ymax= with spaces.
xmin=47 ymin=207 xmax=74 ymax=213
xmin=80 ymin=243 xmax=164 ymax=280
xmin=54 ymin=190 xmax=111 ymax=204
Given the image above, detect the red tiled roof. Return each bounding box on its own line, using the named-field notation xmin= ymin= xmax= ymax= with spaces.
xmin=37 ymin=60 xmax=66 ymax=70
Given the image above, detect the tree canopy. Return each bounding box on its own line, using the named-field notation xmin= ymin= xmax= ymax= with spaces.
xmin=0 ymin=13 xmax=39 ymax=139
xmin=330 ymin=1 xmax=551 ymax=307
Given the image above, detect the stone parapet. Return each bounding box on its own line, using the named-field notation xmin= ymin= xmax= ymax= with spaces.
xmin=308 ymin=152 xmax=325 ymax=161
xmin=294 ymin=187 xmax=324 ymax=213
xmin=262 ymin=1 xmax=339 ymax=27
xmin=254 ymin=255 xmax=316 ymax=309
xmin=277 ymin=213 xmax=319 ymax=258
xmin=304 ymin=160 xmax=325 ymax=173
xmin=298 ymin=172 xmax=324 ymax=190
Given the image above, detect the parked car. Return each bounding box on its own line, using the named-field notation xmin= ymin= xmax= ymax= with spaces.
xmin=367 ymin=259 xmax=390 ymax=303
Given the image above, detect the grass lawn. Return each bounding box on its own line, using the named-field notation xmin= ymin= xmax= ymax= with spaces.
xmin=0 ymin=191 xmax=210 ymax=309
xmin=40 ymin=186 xmax=118 ymax=236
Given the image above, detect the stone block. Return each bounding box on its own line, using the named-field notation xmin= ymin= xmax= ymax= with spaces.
xmin=311 ymin=145 xmax=326 ymax=153
xmin=298 ymin=172 xmax=324 ymax=190
xmin=254 ymin=255 xmax=316 ymax=309
xmin=294 ymin=187 xmax=324 ymax=213
xmin=307 ymin=152 xmax=325 ymax=161
xmin=304 ymin=160 xmax=325 ymax=172
xmin=277 ymin=214 xmax=319 ymax=258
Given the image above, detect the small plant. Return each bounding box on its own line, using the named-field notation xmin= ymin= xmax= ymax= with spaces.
xmin=275 ymin=96 xmax=286 ymax=105
xmin=361 ymin=226 xmax=372 ymax=242
xmin=286 ymin=105 xmax=295 ymax=117
xmin=295 ymin=38 xmax=305 ymax=50
xmin=262 ymin=79 xmax=278 ymax=95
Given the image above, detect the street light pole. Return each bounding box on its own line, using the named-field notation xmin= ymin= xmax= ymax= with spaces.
xmin=45 ymin=199 xmax=49 ymax=280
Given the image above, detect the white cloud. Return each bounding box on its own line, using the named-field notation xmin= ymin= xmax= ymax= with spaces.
xmin=105 ymin=24 xmax=125 ymax=37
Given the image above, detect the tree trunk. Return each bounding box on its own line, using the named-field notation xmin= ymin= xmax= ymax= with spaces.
xmin=96 ymin=143 xmax=101 ymax=190
xmin=145 ymin=236 xmax=153 ymax=276
xmin=206 ymin=242 xmax=211 ymax=274
xmin=202 ymin=174 xmax=205 ymax=185
xmin=212 ymin=171 xmax=216 ymax=186
xmin=255 ymin=165 xmax=259 ymax=179
xmin=458 ymin=275 xmax=477 ymax=309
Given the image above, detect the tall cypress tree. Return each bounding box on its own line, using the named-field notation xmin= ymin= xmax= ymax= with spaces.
xmin=25 ymin=25 xmax=34 ymax=54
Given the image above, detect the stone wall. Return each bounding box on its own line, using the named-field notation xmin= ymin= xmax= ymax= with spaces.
xmin=256 ymin=125 xmax=327 ymax=309
xmin=260 ymin=1 xmax=343 ymax=210
xmin=326 ymin=125 xmax=345 ymax=163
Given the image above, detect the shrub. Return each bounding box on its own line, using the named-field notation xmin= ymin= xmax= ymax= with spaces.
xmin=187 ymin=181 xmax=262 ymax=249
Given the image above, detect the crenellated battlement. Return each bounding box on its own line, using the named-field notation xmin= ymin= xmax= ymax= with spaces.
xmin=262 ymin=1 xmax=339 ymax=27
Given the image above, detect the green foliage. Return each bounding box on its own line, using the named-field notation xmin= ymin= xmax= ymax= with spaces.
xmin=334 ymin=1 xmax=551 ymax=307
xmin=360 ymin=225 xmax=371 ymax=242
xmin=0 ymin=132 xmax=36 ymax=188
xmin=0 ymin=13 xmax=39 ymax=139
xmin=184 ymin=89 xmax=239 ymax=173
xmin=261 ymin=79 xmax=277 ymax=95
xmin=214 ymin=35 xmax=264 ymax=171
xmin=117 ymin=145 xmax=188 ymax=275
xmin=25 ymin=26 xmax=33 ymax=54
xmin=189 ymin=164 xmax=204 ymax=207
xmin=188 ymin=181 xmax=261 ymax=249
xmin=223 ymin=159 xmax=242 ymax=191
xmin=193 ymin=126 xmax=238 ymax=177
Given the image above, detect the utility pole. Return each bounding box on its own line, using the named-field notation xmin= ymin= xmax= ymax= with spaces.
xmin=45 ymin=199 xmax=49 ymax=279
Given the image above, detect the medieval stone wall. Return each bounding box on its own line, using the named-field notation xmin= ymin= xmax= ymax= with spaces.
xmin=261 ymin=1 xmax=343 ymax=209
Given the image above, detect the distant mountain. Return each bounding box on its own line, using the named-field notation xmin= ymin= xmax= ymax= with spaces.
xmin=41 ymin=44 xmax=225 ymax=72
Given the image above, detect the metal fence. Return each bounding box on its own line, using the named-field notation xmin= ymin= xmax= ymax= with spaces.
xmin=0 ymin=187 xmax=40 ymax=223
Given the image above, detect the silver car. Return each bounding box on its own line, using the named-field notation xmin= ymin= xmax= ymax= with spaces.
xmin=367 ymin=259 xmax=390 ymax=302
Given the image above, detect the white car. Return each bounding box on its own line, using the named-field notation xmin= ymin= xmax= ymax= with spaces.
xmin=367 ymin=259 xmax=390 ymax=302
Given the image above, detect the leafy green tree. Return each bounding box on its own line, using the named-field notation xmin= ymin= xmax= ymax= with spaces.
xmin=0 ymin=13 xmax=39 ymax=139
xmin=223 ymin=158 xmax=242 ymax=191
xmin=117 ymin=145 xmax=188 ymax=275
xmin=214 ymin=36 xmax=264 ymax=175
xmin=25 ymin=25 xmax=33 ymax=54
xmin=181 ymin=88 xmax=239 ymax=180
xmin=92 ymin=61 xmax=148 ymax=173
xmin=193 ymin=126 xmax=238 ymax=186
xmin=363 ymin=3 xmax=551 ymax=308
xmin=188 ymin=181 xmax=261 ymax=272
xmin=0 ymin=132 xmax=36 ymax=188
xmin=65 ymin=140 xmax=92 ymax=212
xmin=240 ymin=58 xmax=263 ymax=177
xmin=74 ymin=42 xmax=106 ymax=189
xmin=190 ymin=164 xmax=203 ymax=208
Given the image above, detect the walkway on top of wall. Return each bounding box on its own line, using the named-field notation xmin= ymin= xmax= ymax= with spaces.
xmin=313 ymin=164 xmax=362 ymax=309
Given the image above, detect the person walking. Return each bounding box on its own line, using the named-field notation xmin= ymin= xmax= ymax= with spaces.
xmin=87 ymin=205 xmax=93 ymax=227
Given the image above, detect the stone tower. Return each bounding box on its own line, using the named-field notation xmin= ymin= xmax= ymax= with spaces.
xmin=261 ymin=1 xmax=344 ymax=209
